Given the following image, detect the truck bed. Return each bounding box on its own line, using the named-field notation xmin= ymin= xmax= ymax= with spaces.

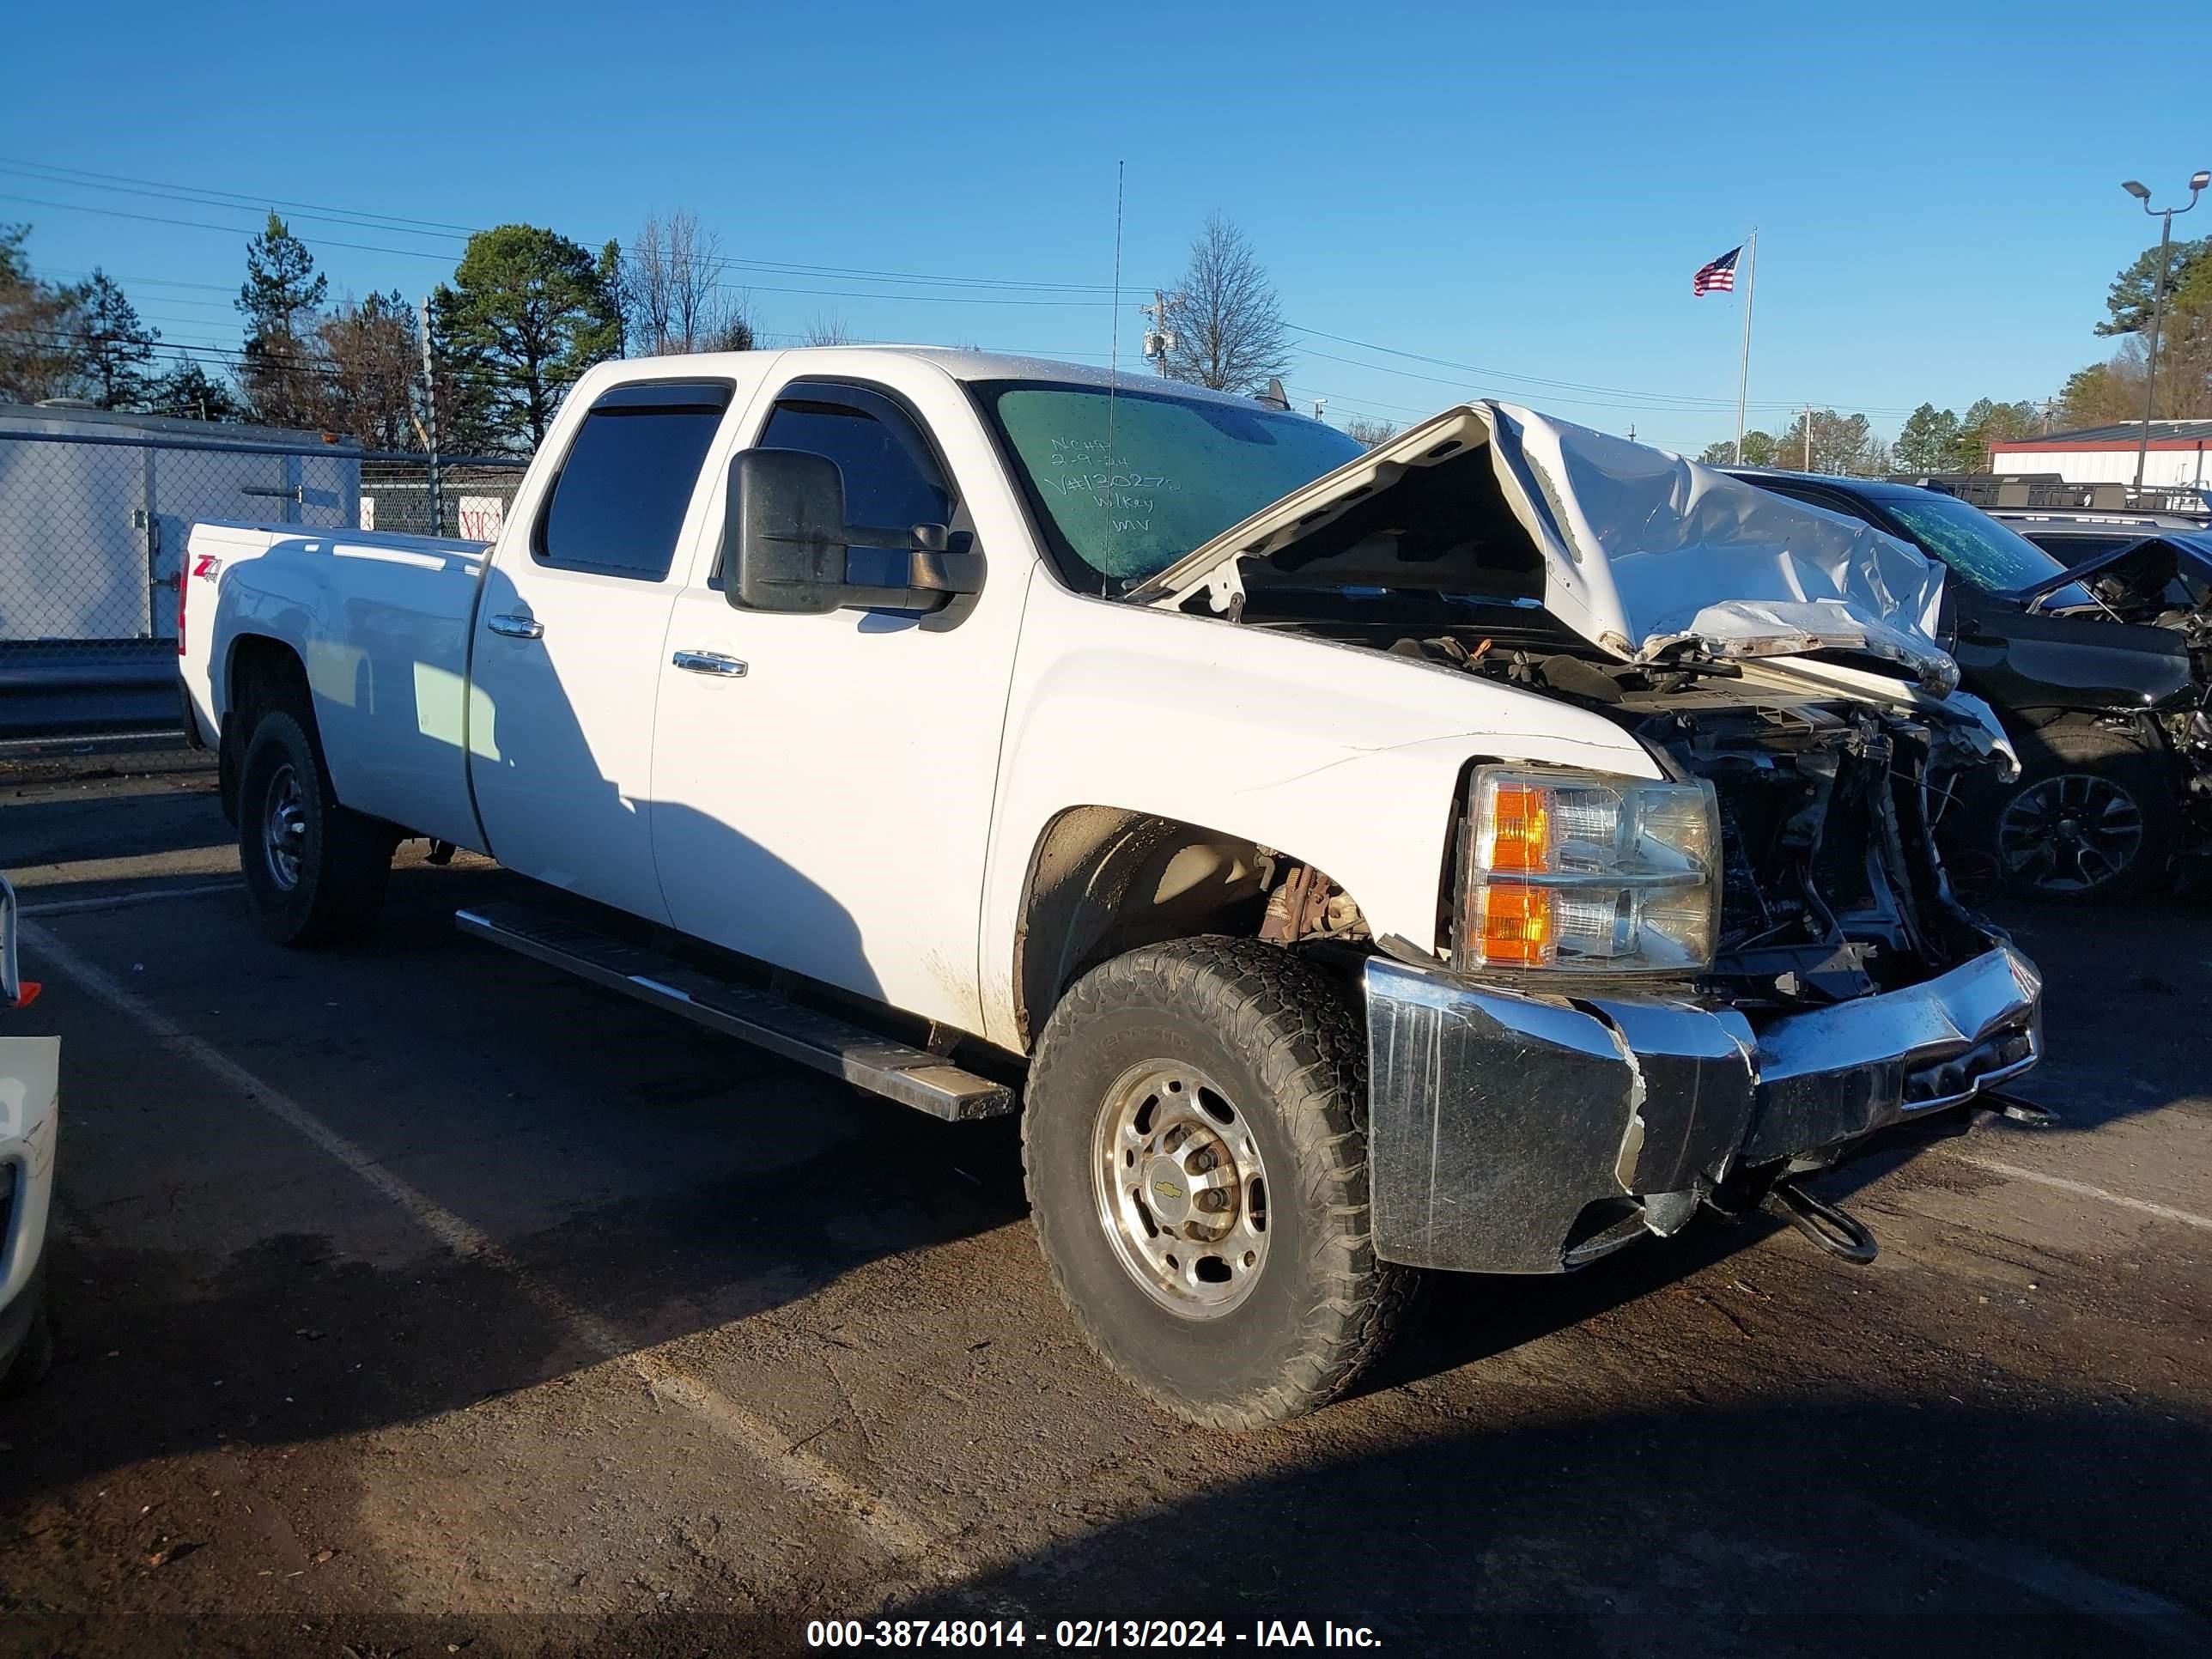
xmin=179 ymin=520 xmax=491 ymax=849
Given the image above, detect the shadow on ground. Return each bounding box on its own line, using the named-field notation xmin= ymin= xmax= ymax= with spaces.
xmin=876 ymin=1394 xmax=2212 ymax=1659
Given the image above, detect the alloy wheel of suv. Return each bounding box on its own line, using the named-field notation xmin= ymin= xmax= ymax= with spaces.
xmin=1996 ymin=770 xmax=2145 ymax=895
xmin=1974 ymin=720 xmax=2176 ymax=904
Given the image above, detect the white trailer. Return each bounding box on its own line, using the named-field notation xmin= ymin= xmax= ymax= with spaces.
xmin=0 ymin=403 xmax=361 ymax=645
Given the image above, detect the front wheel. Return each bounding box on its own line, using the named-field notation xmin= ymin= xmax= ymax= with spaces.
xmin=1023 ymin=937 xmax=1415 ymax=1427
xmin=238 ymin=709 xmax=397 ymax=945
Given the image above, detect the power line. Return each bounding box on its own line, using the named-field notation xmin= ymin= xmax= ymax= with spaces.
xmin=1286 ymin=324 xmax=1923 ymax=418
xmin=11 ymin=194 xmax=1129 ymax=309
xmin=0 ymin=157 xmax=483 ymax=236
xmin=4 ymin=164 xmax=1139 ymax=297
xmin=12 ymin=159 xmax=1928 ymax=426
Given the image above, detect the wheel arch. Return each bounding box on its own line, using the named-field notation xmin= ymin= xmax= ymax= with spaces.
xmin=1009 ymin=805 xmax=1369 ymax=1051
xmin=219 ymin=634 xmax=315 ymax=823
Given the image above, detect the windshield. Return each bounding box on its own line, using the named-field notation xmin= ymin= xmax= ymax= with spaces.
xmin=1881 ymin=492 xmax=2087 ymax=602
xmin=976 ymin=380 xmax=1364 ymax=588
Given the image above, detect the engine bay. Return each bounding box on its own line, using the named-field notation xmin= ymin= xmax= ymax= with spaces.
xmin=1280 ymin=617 xmax=2002 ymax=1014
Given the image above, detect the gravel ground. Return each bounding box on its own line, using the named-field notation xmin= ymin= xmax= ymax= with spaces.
xmin=1 ymin=756 xmax=2207 ymax=1656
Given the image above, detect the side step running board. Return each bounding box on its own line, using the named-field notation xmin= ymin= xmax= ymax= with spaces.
xmin=455 ymin=902 xmax=1015 ymax=1121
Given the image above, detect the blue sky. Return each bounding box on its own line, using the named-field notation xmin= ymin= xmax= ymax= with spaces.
xmin=4 ymin=0 xmax=2204 ymax=453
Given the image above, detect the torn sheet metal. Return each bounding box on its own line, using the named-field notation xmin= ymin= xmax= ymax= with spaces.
xmin=1139 ymin=401 xmax=1954 ymax=690
xmin=1641 ymin=599 xmax=1959 ymax=694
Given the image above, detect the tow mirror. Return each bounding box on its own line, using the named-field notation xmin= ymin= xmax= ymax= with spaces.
xmin=726 ymin=448 xmax=984 ymax=614
xmin=727 ymin=448 xmax=850 ymax=614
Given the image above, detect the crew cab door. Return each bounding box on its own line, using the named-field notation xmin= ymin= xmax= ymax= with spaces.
xmin=468 ymin=379 xmax=735 ymax=922
xmin=648 ymin=368 xmax=1028 ymax=1032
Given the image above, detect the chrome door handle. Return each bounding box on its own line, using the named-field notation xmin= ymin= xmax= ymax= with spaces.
xmin=672 ymin=649 xmax=748 ymax=678
xmin=487 ymin=613 xmax=544 ymax=640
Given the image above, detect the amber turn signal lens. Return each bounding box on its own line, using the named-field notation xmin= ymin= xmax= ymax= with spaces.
xmin=1486 ymin=783 xmax=1553 ymax=874
xmin=1475 ymin=885 xmax=1555 ymax=967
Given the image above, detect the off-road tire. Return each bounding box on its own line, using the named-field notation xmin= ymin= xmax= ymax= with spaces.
xmin=1023 ymin=936 xmax=1416 ymax=1427
xmin=1963 ymin=720 xmax=2176 ymax=904
xmin=238 ymin=709 xmax=397 ymax=945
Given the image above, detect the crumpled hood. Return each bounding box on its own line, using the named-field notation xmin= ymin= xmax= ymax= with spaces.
xmin=1134 ymin=400 xmax=1958 ymax=693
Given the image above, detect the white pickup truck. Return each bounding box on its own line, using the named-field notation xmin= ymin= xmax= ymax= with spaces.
xmin=179 ymin=348 xmax=2044 ymax=1425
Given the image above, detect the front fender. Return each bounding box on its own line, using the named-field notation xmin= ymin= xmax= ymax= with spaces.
xmin=976 ymin=583 xmax=1661 ymax=1049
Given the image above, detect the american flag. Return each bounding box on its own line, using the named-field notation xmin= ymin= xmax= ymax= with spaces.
xmin=1692 ymin=246 xmax=1741 ymax=296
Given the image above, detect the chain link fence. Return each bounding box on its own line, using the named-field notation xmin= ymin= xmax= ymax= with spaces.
xmin=0 ymin=404 xmax=528 ymax=736
xmin=360 ymin=458 xmax=529 ymax=540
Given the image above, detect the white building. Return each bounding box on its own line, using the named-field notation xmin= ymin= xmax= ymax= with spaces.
xmin=1990 ymin=419 xmax=2212 ymax=492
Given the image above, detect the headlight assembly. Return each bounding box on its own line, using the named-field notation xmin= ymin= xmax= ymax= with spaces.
xmin=1454 ymin=766 xmax=1720 ymax=975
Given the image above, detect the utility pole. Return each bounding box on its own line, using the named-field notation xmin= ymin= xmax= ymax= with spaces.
xmin=1626 ymin=422 xmax=1636 ymax=443
xmin=1142 ymin=289 xmax=1175 ymax=376
xmin=2121 ymin=171 xmax=2209 ymax=499
xmin=1804 ymin=404 xmax=1814 ymax=472
xmin=2137 ymin=207 xmax=2175 ymax=496
xmin=418 ymin=295 xmax=442 ymax=537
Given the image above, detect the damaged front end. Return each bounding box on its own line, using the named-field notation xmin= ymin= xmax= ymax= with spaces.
xmin=1112 ymin=392 xmax=2043 ymax=1273
xmin=1364 ymin=661 xmax=2041 ymax=1275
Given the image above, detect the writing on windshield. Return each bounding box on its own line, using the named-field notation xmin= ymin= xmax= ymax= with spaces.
xmin=981 ymin=382 xmax=1364 ymax=586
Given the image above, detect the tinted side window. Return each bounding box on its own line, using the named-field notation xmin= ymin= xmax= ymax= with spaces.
xmin=2023 ymin=533 xmax=2132 ymax=562
xmin=755 ymin=394 xmax=954 ymax=591
xmin=537 ymin=381 xmax=733 ymax=580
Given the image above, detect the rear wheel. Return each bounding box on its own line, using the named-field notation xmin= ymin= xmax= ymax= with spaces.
xmin=1023 ymin=937 xmax=1415 ymax=1427
xmin=238 ymin=709 xmax=398 ymax=945
xmin=1975 ymin=722 xmax=2175 ymax=902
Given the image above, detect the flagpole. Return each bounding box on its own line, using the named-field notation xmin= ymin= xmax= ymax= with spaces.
xmin=1734 ymin=228 xmax=1758 ymax=465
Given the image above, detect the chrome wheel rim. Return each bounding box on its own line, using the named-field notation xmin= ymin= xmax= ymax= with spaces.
xmin=1996 ymin=771 xmax=2143 ymax=893
xmin=1091 ymin=1061 xmax=1270 ymax=1319
xmin=262 ymin=763 xmax=306 ymax=891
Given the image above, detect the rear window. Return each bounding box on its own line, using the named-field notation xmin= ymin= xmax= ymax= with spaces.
xmin=536 ymin=381 xmax=733 ymax=580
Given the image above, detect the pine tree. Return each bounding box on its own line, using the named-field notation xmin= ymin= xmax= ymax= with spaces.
xmin=76 ymin=270 xmax=160 ymax=410
xmin=1893 ymin=404 xmax=1963 ymax=473
xmin=236 ymin=212 xmax=331 ymax=428
xmin=439 ymin=224 xmax=622 ymax=449
xmin=148 ymin=357 xmax=240 ymax=422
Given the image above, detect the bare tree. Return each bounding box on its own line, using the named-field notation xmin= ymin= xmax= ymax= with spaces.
xmin=801 ymin=313 xmax=855 ymax=346
xmin=696 ymin=296 xmax=757 ymax=354
xmin=622 ymin=210 xmax=756 ymax=355
xmin=1345 ymin=416 xmax=1399 ymax=447
xmin=319 ymin=290 xmax=422 ymax=450
xmin=623 ymin=213 xmax=673 ymax=349
xmin=0 ymin=228 xmax=88 ymax=402
xmin=1161 ymin=213 xmax=1292 ymax=393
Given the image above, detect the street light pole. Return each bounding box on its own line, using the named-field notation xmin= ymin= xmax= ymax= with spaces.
xmin=2122 ymin=171 xmax=2209 ymax=500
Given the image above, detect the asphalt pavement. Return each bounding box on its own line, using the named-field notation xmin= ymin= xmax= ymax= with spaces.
xmin=1 ymin=755 xmax=2207 ymax=1657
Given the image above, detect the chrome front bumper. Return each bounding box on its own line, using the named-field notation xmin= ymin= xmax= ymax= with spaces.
xmin=1364 ymin=942 xmax=2042 ymax=1273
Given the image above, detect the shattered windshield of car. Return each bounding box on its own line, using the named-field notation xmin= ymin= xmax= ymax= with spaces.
xmin=1882 ymin=493 xmax=2089 ymax=605
xmin=980 ymin=381 xmax=1364 ymax=587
